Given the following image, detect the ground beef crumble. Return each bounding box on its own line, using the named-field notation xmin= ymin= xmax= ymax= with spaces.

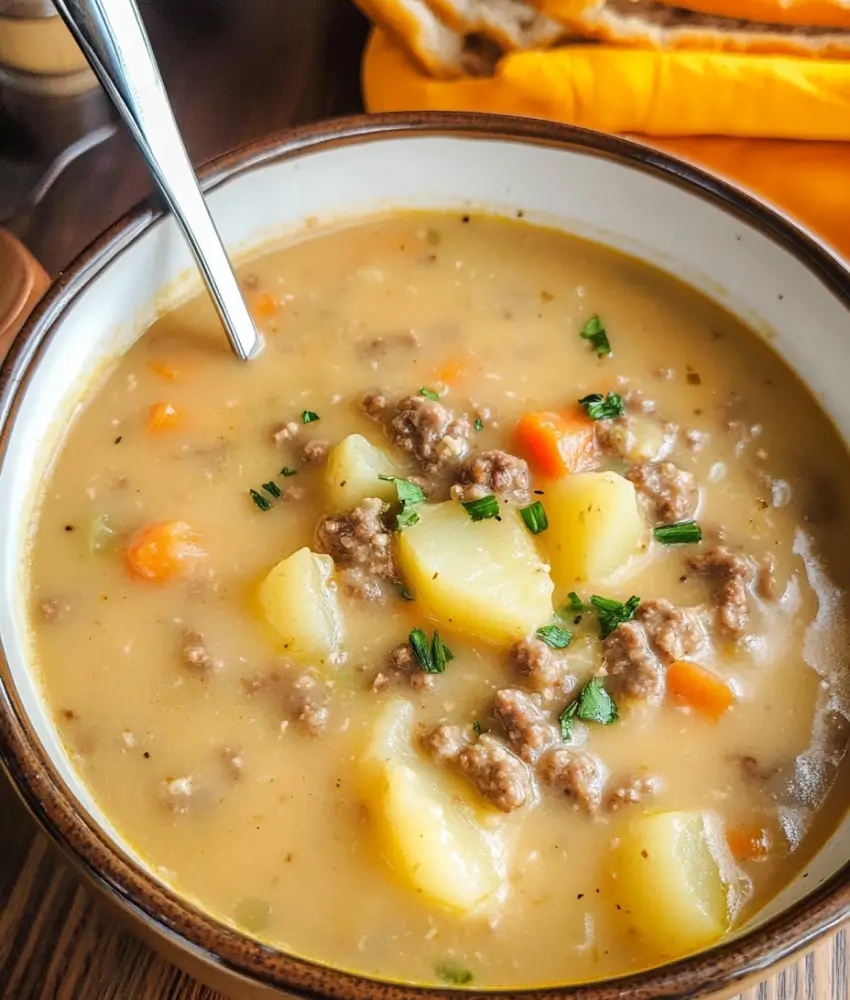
xmin=539 ymin=748 xmax=605 ymax=814
xmin=372 ymin=641 xmax=434 ymax=692
xmin=604 ymin=772 xmax=661 ymax=811
xmin=284 ymin=673 xmax=331 ymax=736
xmin=422 ymin=725 xmax=533 ymax=812
xmin=509 ymin=636 xmax=575 ymax=703
xmin=300 ymin=440 xmax=330 ymax=467
xmin=362 ymin=392 xmax=471 ymax=474
xmin=315 ymin=498 xmax=395 ymax=581
xmin=628 ymin=460 xmax=699 ymax=524
xmin=687 ymin=546 xmax=753 ymax=639
xmin=181 ymin=628 xmax=222 ymax=675
xmin=602 ymin=599 xmax=707 ymax=700
xmin=493 ymin=688 xmax=559 ymax=762
xmin=451 ymin=450 xmax=530 ymax=503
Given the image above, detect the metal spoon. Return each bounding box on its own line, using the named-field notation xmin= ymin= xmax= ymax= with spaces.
xmin=52 ymin=0 xmax=262 ymax=361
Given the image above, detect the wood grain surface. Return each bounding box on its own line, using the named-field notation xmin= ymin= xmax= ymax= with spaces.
xmin=0 ymin=2 xmax=846 ymax=997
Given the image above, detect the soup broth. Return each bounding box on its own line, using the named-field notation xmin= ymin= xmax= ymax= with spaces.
xmin=29 ymin=214 xmax=850 ymax=988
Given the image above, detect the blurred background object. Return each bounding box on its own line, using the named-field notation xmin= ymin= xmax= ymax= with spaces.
xmin=0 ymin=0 xmax=369 ymax=273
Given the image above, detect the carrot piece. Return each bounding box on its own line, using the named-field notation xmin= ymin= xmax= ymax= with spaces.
xmin=148 ymin=357 xmax=183 ymax=381
xmin=726 ymin=826 xmax=772 ymax=861
xmin=667 ymin=660 xmax=734 ymax=721
xmin=514 ymin=409 xmax=597 ymax=477
xmin=252 ymin=291 xmax=277 ymax=320
xmin=436 ymin=357 xmax=468 ymax=385
xmin=124 ymin=521 xmax=202 ymax=582
xmin=147 ymin=402 xmax=183 ymax=432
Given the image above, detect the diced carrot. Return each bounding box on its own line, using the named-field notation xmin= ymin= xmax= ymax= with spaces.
xmin=667 ymin=660 xmax=734 ymax=721
xmin=436 ymin=357 xmax=468 ymax=385
xmin=251 ymin=291 xmax=277 ymax=320
xmin=124 ymin=521 xmax=202 ymax=582
xmin=148 ymin=357 xmax=183 ymax=381
xmin=726 ymin=826 xmax=772 ymax=861
xmin=147 ymin=402 xmax=183 ymax=432
xmin=514 ymin=409 xmax=598 ymax=478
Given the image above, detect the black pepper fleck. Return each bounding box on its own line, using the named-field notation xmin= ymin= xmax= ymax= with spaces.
xmin=114 ymin=435 xmax=123 ymax=444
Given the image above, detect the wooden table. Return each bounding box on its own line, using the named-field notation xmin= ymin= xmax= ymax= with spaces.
xmin=0 ymin=2 xmax=847 ymax=996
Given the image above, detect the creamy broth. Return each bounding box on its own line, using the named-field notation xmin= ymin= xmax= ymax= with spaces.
xmin=29 ymin=214 xmax=850 ymax=988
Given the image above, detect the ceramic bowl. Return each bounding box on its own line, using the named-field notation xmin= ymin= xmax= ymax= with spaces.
xmin=0 ymin=113 xmax=848 ymax=1000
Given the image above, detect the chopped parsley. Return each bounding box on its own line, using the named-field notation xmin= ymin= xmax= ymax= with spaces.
xmin=261 ymin=481 xmax=281 ymax=499
xmin=462 ymin=494 xmax=500 ymax=521
xmin=301 ymin=410 xmax=320 ymax=423
xmin=409 ymin=627 xmax=455 ymax=674
xmin=378 ymin=474 xmax=425 ymax=530
xmin=578 ymin=391 xmax=625 ymax=421
xmin=519 ymin=500 xmax=548 ymax=535
xmin=420 ymin=387 xmax=440 ymax=401
xmin=474 ymin=416 xmax=484 ymax=432
xmin=590 ymin=594 xmax=640 ymax=638
xmin=559 ymin=678 xmax=619 ymax=740
xmin=435 ymin=962 xmax=474 ymax=986
xmin=579 ymin=315 xmax=611 ymax=357
xmin=472 ymin=720 xmax=483 ymax=736
xmin=249 ymin=489 xmax=271 ymax=512
xmin=396 ymin=581 xmax=415 ymax=601
xmin=280 ymin=466 xmax=298 ymax=477
xmin=536 ymin=623 xmax=572 ymax=649
xmin=654 ymin=520 xmax=703 ymax=545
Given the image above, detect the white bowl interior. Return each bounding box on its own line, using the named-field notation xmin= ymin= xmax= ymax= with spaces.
xmin=1 ymin=131 xmax=848 ymax=941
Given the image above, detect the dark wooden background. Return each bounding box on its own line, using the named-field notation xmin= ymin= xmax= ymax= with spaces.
xmin=0 ymin=1 xmax=845 ymax=996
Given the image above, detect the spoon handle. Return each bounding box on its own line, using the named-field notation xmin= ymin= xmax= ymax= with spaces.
xmin=53 ymin=0 xmax=262 ymax=361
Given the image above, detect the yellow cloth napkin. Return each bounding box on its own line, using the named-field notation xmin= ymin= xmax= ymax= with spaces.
xmin=362 ymin=26 xmax=850 ymax=260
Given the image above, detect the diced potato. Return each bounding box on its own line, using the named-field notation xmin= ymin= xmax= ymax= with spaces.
xmin=397 ymin=500 xmax=553 ymax=645
xmin=360 ymin=699 xmax=506 ymax=914
xmin=612 ymin=810 xmax=747 ymax=956
xmin=603 ymin=413 xmax=672 ymax=463
xmin=257 ymin=547 xmax=343 ymax=664
xmin=324 ymin=434 xmax=401 ymax=510
xmin=543 ymin=471 xmax=645 ymax=590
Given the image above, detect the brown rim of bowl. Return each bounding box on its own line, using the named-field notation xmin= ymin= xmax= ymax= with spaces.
xmin=0 ymin=111 xmax=848 ymax=1000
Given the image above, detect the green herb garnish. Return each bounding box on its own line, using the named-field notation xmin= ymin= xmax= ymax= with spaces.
xmin=558 ymin=700 xmax=579 ymax=740
xmin=474 ymin=416 xmax=484 ymax=432
xmin=472 ymin=720 xmax=482 ymax=736
xmin=301 ymin=410 xmax=320 ymax=423
xmin=435 ymin=963 xmax=474 ymax=986
xmin=420 ymin=387 xmax=440 ymax=401
xmin=578 ymin=392 xmax=625 ymax=421
xmin=579 ymin=315 xmax=611 ymax=357
xmin=396 ymin=581 xmax=414 ymax=601
xmin=559 ymin=678 xmax=619 ymax=740
xmin=249 ymin=489 xmax=271 ymax=512
xmin=280 ymin=466 xmax=298 ymax=477
xmin=409 ymin=627 xmax=455 ymax=674
xmin=520 ymin=500 xmax=548 ymax=535
xmin=378 ymin=474 xmax=425 ymax=531
xmin=565 ymin=591 xmax=587 ymax=613
xmin=590 ymin=594 xmax=640 ymax=638
xmin=462 ymin=494 xmax=500 ymax=521
xmin=262 ymin=481 xmax=281 ymax=499
xmin=654 ymin=520 xmax=703 ymax=545
xmin=536 ymin=623 xmax=572 ymax=649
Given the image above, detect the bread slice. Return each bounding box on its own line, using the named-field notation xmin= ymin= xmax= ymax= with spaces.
xmin=352 ymin=0 xmax=471 ymax=77
xmin=654 ymin=0 xmax=850 ymax=29
xmin=424 ymin=0 xmax=566 ymax=49
xmin=531 ymin=0 xmax=850 ymax=55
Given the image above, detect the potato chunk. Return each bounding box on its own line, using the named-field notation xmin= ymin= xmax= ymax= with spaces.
xmin=360 ymin=700 xmax=506 ymax=914
xmin=324 ymin=434 xmax=401 ymax=510
xmin=397 ymin=500 xmax=553 ymax=644
xmin=257 ymin=547 xmax=343 ymax=664
xmin=613 ymin=810 xmax=748 ymax=957
xmin=543 ymin=471 xmax=645 ymax=590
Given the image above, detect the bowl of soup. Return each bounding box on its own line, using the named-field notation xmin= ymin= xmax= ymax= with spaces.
xmin=0 ymin=112 xmax=848 ymax=999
